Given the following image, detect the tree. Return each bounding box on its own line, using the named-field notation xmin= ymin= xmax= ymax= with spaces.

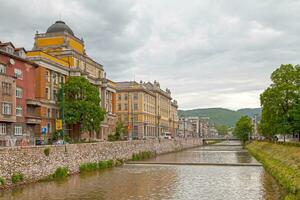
xmin=260 ymin=64 xmax=299 ymax=141
xmin=59 ymin=76 xmax=105 ymax=140
xmin=108 ymin=121 xmax=127 ymax=141
xmin=216 ymin=125 xmax=229 ymax=135
xmin=233 ymin=116 xmax=253 ymax=146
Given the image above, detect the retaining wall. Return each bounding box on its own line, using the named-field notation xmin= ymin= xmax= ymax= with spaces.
xmin=0 ymin=138 xmax=202 ymax=185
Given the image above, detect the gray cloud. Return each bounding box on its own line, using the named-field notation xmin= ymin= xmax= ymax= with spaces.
xmin=1 ymin=0 xmax=300 ymax=110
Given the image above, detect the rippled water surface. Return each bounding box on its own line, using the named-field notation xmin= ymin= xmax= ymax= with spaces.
xmin=0 ymin=141 xmax=284 ymax=200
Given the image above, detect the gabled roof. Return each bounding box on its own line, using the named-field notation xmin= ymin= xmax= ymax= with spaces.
xmin=0 ymin=41 xmax=15 ymax=48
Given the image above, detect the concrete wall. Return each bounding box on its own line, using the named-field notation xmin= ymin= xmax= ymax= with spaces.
xmin=0 ymin=138 xmax=202 ymax=185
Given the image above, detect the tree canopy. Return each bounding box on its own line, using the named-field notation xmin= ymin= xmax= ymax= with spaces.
xmin=59 ymin=76 xmax=106 ymax=136
xmin=233 ymin=116 xmax=253 ymax=145
xmin=260 ymin=64 xmax=300 ymax=140
xmin=216 ymin=125 xmax=229 ymax=135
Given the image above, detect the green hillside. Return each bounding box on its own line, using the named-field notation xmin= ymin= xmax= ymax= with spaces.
xmin=178 ymin=108 xmax=261 ymax=127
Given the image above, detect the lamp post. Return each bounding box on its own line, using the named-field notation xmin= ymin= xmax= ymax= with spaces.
xmin=60 ymin=76 xmax=65 ymax=144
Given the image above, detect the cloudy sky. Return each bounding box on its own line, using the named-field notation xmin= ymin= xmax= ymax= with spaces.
xmin=1 ymin=0 xmax=300 ymax=110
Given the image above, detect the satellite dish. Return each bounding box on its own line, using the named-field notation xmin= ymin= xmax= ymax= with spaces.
xmin=9 ymin=59 xmax=15 ymax=65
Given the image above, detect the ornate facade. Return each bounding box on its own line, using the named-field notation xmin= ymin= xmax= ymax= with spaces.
xmin=26 ymin=20 xmax=116 ymax=141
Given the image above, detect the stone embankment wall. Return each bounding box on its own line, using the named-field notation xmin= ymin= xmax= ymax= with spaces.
xmin=0 ymin=138 xmax=202 ymax=185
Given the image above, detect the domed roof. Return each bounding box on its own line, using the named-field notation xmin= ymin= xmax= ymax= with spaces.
xmin=46 ymin=20 xmax=74 ymax=36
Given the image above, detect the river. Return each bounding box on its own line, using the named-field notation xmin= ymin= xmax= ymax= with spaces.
xmin=0 ymin=141 xmax=284 ymax=200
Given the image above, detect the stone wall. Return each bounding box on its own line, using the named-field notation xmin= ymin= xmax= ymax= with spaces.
xmin=0 ymin=138 xmax=202 ymax=185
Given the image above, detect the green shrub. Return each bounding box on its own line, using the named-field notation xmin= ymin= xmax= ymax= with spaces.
xmin=43 ymin=147 xmax=50 ymax=156
xmin=107 ymin=160 xmax=114 ymax=168
xmin=11 ymin=172 xmax=24 ymax=184
xmin=98 ymin=160 xmax=108 ymax=169
xmin=0 ymin=177 xmax=5 ymax=186
xmin=52 ymin=167 xmax=69 ymax=179
xmin=79 ymin=162 xmax=98 ymax=172
xmin=115 ymin=159 xmax=123 ymax=166
xmin=63 ymin=135 xmax=71 ymax=143
xmin=132 ymin=151 xmax=155 ymax=161
xmin=275 ymin=141 xmax=300 ymax=147
xmin=98 ymin=160 xmax=115 ymax=169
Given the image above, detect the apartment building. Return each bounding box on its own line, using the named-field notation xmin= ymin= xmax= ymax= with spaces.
xmin=0 ymin=42 xmax=40 ymax=146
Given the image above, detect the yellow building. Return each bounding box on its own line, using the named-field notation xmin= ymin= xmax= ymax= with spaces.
xmin=26 ymin=20 xmax=116 ymax=141
xmin=116 ymin=81 xmax=179 ymax=139
xmin=116 ymin=81 xmax=156 ymax=139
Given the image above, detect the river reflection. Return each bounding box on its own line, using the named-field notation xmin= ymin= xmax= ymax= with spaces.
xmin=0 ymin=141 xmax=284 ymax=200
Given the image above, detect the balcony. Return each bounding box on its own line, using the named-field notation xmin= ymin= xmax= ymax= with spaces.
xmin=26 ymin=116 xmax=41 ymax=124
xmin=26 ymin=99 xmax=41 ymax=107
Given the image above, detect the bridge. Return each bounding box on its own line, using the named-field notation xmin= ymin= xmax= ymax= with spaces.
xmin=202 ymin=135 xmax=240 ymax=142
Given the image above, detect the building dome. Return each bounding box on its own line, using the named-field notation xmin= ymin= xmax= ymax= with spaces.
xmin=46 ymin=20 xmax=74 ymax=36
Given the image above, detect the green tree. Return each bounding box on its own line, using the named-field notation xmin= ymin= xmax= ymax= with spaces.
xmin=260 ymin=64 xmax=298 ymax=141
xmin=216 ymin=125 xmax=229 ymax=135
xmin=60 ymin=77 xmax=105 ymax=140
xmin=233 ymin=116 xmax=253 ymax=146
xmin=108 ymin=121 xmax=127 ymax=141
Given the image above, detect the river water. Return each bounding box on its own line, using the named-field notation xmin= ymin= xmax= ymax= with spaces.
xmin=0 ymin=141 xmax=284 ymax=200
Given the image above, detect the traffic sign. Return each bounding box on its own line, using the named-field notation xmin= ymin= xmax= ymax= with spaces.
xmin=41 ymin=127 xmax=47 ymax=134
xmin=56 ymin=119 xmax=62 ymax=130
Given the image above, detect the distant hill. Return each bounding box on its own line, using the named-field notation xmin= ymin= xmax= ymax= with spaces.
xmin=178 ymin=108 xmax=261 ymax=127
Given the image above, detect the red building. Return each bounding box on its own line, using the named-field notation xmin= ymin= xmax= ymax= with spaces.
xmin=0 ymin=41 xmax=41 ymax=147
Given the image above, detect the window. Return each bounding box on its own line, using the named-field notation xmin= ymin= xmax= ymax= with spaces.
xmin=2 ymin=82 xmax=11 ymax=95
xmin=0 ymin=64 xmax=6 ymax=74
xmin=47 ymin=123 xmax=51 ymax=134
xmin=14 ymin=68 xmax=22 ymax=79
xmin=118 ymin=104 xmax=121 ymax=111
xmin=53 ymin=89 xmax=58 ymax=101
xmin=16 ymin=105 xmax=22 ymax=116
xmin=56 ymin=110 xmax=60 ymax=118
xmin=134 ymin=103 xmax=138 ymax=111
xmin=5 ymin=46 xmax=14 ymax=54
xmin=133 ymin=93 xmax=138 ymax=100
xmin=14 ymin=124 xmax=22 ymax=136
xmin=0 ymin=123 xmax=6 ymax=135
xmin=45 ymin=70 xmax=50 ymax=82
xmin=2 ymin=103 xmax=11 ymax=115
xmin=47 ymin=108 xmax=51 ymax=118
xmin=60 ymin=75 xmax=65 ymax=83
xmin=16 ymin=87 xmax=22 ymax=98
xmin=15 ymin=51 xmax=25 ymax=58
xmin=45 ymin=87 xmax=50 ymax=99
xmin=118 ymin=94 xmax=121 ymax=100
xmin=53 ymin=73 xmax=59 ymax=84
xmin=124 ymin=94 xmax=128 ymax=100
xmin=124 ymin=103 xmax=128 ymax=111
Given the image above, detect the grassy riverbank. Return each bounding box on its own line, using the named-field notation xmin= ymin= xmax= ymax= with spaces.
xmin=247 ymin=141 xmax=300 ymax=200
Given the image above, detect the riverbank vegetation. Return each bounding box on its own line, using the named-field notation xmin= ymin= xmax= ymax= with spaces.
xmin=11 ymin=172 xmax=24 ymax=184
xmin=0 ymin=177 xmax=5 ymax=186
xmin=132 ymin=151 xmax=155 ymax=161
xmin=247 ymin=141 xmax=300 ymax=200
xmin=260 ymin=64 xmax=300 ymax=142
xmin=52 ymin=167 xmax=69 ymax=179
xmin=80 ymin=159 xmax=122 ymax=172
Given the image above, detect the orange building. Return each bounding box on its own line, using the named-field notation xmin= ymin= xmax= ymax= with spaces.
xmin=26 ymin=20 xmax=116 ymax=141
